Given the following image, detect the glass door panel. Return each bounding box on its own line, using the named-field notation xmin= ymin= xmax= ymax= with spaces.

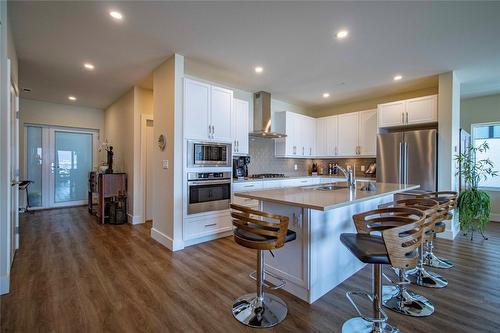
xmin=26 ymin=126 xmax=43 ymax=207
xmin=54 ymin=131 xmax=93 ymax=203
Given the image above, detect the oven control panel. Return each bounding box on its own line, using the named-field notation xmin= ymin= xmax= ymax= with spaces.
xmin=187 ymin=172 xmax=231 ymax=181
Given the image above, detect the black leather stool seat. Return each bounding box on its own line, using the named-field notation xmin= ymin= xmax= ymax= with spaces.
xmin=435 ymin=221 xmax=445 ymax=228
xmin=235 ymin=228 xmax=296 ymax=244
xmin=340 ymin=233 xmax=390 ymax=265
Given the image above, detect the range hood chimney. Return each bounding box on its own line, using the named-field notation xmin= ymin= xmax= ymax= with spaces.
xmin=250 ymin=91 xmax=287 ymax=138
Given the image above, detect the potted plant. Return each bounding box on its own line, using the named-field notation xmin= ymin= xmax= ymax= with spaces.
xmin=455 ymin=142 xmax=498 ymax=240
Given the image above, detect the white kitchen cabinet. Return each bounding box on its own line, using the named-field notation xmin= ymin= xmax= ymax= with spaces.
xmin=405 ymin=95 xmax=438 ymax=125
xmin=184 ymin=78 xmax=233 ymax=141
xmin=377 ymin=95 xmax=437 ymax=128
xmin=232 ymin=99 xmax=250 ymax=155
xmin=358 ymin=109 xmax=377 ymax=156
xmin=210 ymin=86 xmax=233 ymax=141
xmin=337 ymin=112 xmax=359 ymax=156
xmin=315 ymin=117 xmax=328 ymax=157
xmin=326 ymin=116 xmax=339 ymax=156
xmin=184 ymin=79 xmax=211 ymax=140
xmin=275 ymin=112 xmax=316 ymax=158
xmin=377 ymin=101 xmax=405 ymax=128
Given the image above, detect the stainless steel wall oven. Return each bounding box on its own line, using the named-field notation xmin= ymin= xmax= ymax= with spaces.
xmin=187 ymin=172 xmax=231 ymax=215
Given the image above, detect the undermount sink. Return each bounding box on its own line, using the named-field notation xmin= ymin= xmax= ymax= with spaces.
xmin=315 ymin=183 xmax=351 ymax=191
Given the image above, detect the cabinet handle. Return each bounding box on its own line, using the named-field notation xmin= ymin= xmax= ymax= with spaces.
xmin=302 ymin=147 xmax=305 ymax=155
xmin=204 ymin=223 xmax=217 ymax=227
xmin=309 ymin=147 xmax=312 ymax=155
xmin=244 ymin=185 xmax=254 ymax=188
xmin=406 ymin=112 xmax=409 ymax=124
xmin=293 ymin=146 xmax=296 ymax=155
xmin=401 ymin=112 xmax=404 ymax=124
xmin=237 ymin=140 xmax=239 ymax=152
xmin=211 ymin=125 xmax=215 ymax=136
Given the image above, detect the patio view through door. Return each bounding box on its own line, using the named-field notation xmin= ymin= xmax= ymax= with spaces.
xmin=25 ymin=125 xmax=97 ymax=209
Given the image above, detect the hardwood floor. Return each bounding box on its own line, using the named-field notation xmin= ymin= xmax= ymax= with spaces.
xmin=1 ymin=207 xmax=500 ymax=332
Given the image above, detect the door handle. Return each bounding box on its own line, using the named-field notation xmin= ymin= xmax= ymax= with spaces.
xmin=404 ymin=142 xmax=409 ymax=184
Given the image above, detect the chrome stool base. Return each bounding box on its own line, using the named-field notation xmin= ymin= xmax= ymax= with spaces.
xmin=423 ymin=252 xmax=454 ymax=269
xmin=342 ymin=317 xmax=400 ymax=333
xmin=406 ymin=267 xmax=448 ymax=288
xmin=232 ymin=293 xmax=287 ymax=328
xmin=382 ymin=285 xmax=434 ymax=317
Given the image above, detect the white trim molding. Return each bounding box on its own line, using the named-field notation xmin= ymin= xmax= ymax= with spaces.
xmin=490 ymin=213 xmax=500 ymax=222
xmin=127 ymin=214 xmax=143 ymax=225
xmin=151 ymin=227 xmax=184 ymax=251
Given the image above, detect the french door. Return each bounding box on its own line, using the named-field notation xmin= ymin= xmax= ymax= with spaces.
xmin=25 ymin=125 xmax=98 ymax=209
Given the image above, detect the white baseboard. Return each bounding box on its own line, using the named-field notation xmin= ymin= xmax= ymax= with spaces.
xmin=127 ymin=214 xmax=144 ymax=225
xmin=0 ymin=273 xmax=10 ymax=295
xmin=490 ymin=213 xmax=500 ymax=222
xmin=151 ymin=227 xmax=184 ymax=251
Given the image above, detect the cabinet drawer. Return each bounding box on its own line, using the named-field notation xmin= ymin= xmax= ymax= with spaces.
xmin=184 ymin=214 xmax=232 ymax=240
xmin=232 ymin=182 xmax=263 ymax=192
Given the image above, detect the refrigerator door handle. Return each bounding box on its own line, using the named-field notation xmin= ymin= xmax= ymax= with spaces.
xmin=399 ymin=142 xmax=403 ymax=184
xmin=404 ymin=142 xmax=409 ymax=185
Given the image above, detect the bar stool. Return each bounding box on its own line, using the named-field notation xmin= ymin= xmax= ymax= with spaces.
xmin=418 ymin=192 xmax=457 ymax=269
xmin=340 ymin=206 xmax=425 ymax=333
xmin=405 ymin=197 xmax=449 ymax=288
xmin=230 ymin=203 xmax=296 ymax=328
xmin=380 ymin=198 xmax=439 ymax=317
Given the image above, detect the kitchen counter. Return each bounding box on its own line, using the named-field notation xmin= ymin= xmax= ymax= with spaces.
xmin=234 ymin=182 xmax=418 ymax=211
xmin=232 ymin=175 xmax=376 ymax=183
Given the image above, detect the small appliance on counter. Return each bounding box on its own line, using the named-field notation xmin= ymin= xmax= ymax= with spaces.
xmin=365 ymin=162 xmax=376 ymax=176
xmin=233 ymin=156 xmax=250 ymax=179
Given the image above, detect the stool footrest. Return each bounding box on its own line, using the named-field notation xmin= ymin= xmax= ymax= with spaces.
xmin=346 ymin=290 xmax=388 ymax=324
xmin=249 ymin=270 xmax=286 ymax=290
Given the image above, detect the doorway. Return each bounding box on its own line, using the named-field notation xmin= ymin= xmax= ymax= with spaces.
xmin=24 ymin=125 xmax=98 ymax=209
xmin=10 ymin=80 xmax=19 ymax=261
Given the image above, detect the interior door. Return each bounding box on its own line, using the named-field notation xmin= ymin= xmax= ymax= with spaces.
xmin=10 ymin=84 xmax=19 ymax=259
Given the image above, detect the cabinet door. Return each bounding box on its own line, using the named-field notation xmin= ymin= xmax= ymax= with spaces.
xmin=184 ymin=79 xmax=210 ymax=140
xmin=358 ymin=109 xmax=377 ymax=156
xmin=337 ymin=112 xmax=359 ymax=156
xmin=316 ymin=118 xmax=327 ymax=156
xmin=326 ymin=116 xmax=338 ymax=156
xmin=286 ymin=112 xmax=297 ymax=156
xmin=233 ymin=99 xmax=249 ymax=155
xmin=406 ymin=95 xmax=437 ymax=125
xmin=307 ymin=117 xmax=316 ymax=157
xmin=210 ymin=86 xmax=233 ymax=141
xmin=377 ymin=101 xmax=405 ymax=128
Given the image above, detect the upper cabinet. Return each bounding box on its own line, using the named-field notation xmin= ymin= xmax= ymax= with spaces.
xmin=232 ymin=99 xmax=250 ymax=155
xmin=275 ymin=112 xmax=316 ymax=158
xmin=358 ymin=109 xmax=377 ymax=156
xmin=337 ymin=112 xmax=359 ymax=156
xmin=378 ymin=95 xmax=437 ymax=128
xmin=184 ymin=78 xmax=233 ymax=142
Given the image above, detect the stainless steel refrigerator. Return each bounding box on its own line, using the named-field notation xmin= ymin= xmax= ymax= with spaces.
xmin=376 ymin=129 xmax=437 ymax=191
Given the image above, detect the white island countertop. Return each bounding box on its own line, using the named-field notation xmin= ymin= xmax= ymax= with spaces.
xmin=234 ymin=181 xmax=419 ymax=211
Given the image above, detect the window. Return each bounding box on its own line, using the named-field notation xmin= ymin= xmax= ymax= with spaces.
xmin=472 ymin=123 xmax=500 ymax=189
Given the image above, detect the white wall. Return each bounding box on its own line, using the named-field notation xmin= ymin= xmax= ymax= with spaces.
xmin=151 ymin=54 xmax=184 ymax=251
xmin=438 ymin=72 xmax=460 ymax=192
xmin=460 ymin=93 xmax=500 ymax=220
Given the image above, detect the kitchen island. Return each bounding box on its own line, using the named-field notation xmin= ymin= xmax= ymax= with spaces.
xmin=234 ymin=181 xmax=419 ymax=304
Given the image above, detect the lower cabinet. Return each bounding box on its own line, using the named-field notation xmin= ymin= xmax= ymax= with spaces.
xmin=183 ymin=211 xmax=233 ymax=241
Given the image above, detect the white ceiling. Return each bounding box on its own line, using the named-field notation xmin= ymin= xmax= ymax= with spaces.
xmin=9 ymin=1 xmax=500 ymax=110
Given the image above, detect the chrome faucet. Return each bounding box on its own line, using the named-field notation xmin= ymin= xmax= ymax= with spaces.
xmin=335 ymin=164 xmax=355 ymax=187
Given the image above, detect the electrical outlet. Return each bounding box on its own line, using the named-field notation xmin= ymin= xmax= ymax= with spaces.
xmin=162 ymin=160 xmax=169 ymax=169
xmin=361 ymin=165 xmax=366 ymax=172
xmin=294 ymin=164 xmax=298 ymax=171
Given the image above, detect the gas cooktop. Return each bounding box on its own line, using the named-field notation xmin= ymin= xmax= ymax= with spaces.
xmin=249 ymin=173 xmax=287 ymax=179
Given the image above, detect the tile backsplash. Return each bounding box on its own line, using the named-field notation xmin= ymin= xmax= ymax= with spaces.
xmin=248 ymin=137 xmax=376 ymax=178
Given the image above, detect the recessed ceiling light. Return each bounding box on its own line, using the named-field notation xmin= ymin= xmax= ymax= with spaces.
xmin=336 ymin=30 xmax=349 ymax=39
xmin=254 ymin=66 xmax=263 ymax=73
xmin=68 ymin=96 xmax=77 ymax=101
xmin=393 ymin=75 xmax=403 ymax=81
xmin=84 ymin=63 xmax=95 ymax=70
xmin=323 ymin=92 xmax=330 ymax=98
xmin=109 ymin=11 xmax=123 ymax=20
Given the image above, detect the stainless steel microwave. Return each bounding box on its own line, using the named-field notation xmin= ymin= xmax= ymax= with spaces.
xmin=187 ymin=140 xmax=231 ymax=168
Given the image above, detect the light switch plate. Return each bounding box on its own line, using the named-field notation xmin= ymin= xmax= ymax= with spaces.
xmin=162 ymin=160 xmax=169 ymax=169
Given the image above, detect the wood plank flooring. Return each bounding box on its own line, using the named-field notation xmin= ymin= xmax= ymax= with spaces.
xmin=1 ymin=207 xmax=500 ymax=332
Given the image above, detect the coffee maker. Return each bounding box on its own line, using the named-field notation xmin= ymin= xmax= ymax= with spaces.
xmin=233 ymin=156 xmax=250 ymax=179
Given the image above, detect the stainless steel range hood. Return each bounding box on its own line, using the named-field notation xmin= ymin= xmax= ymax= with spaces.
xmin=250 ymin=91 xmax=287 ymax=138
